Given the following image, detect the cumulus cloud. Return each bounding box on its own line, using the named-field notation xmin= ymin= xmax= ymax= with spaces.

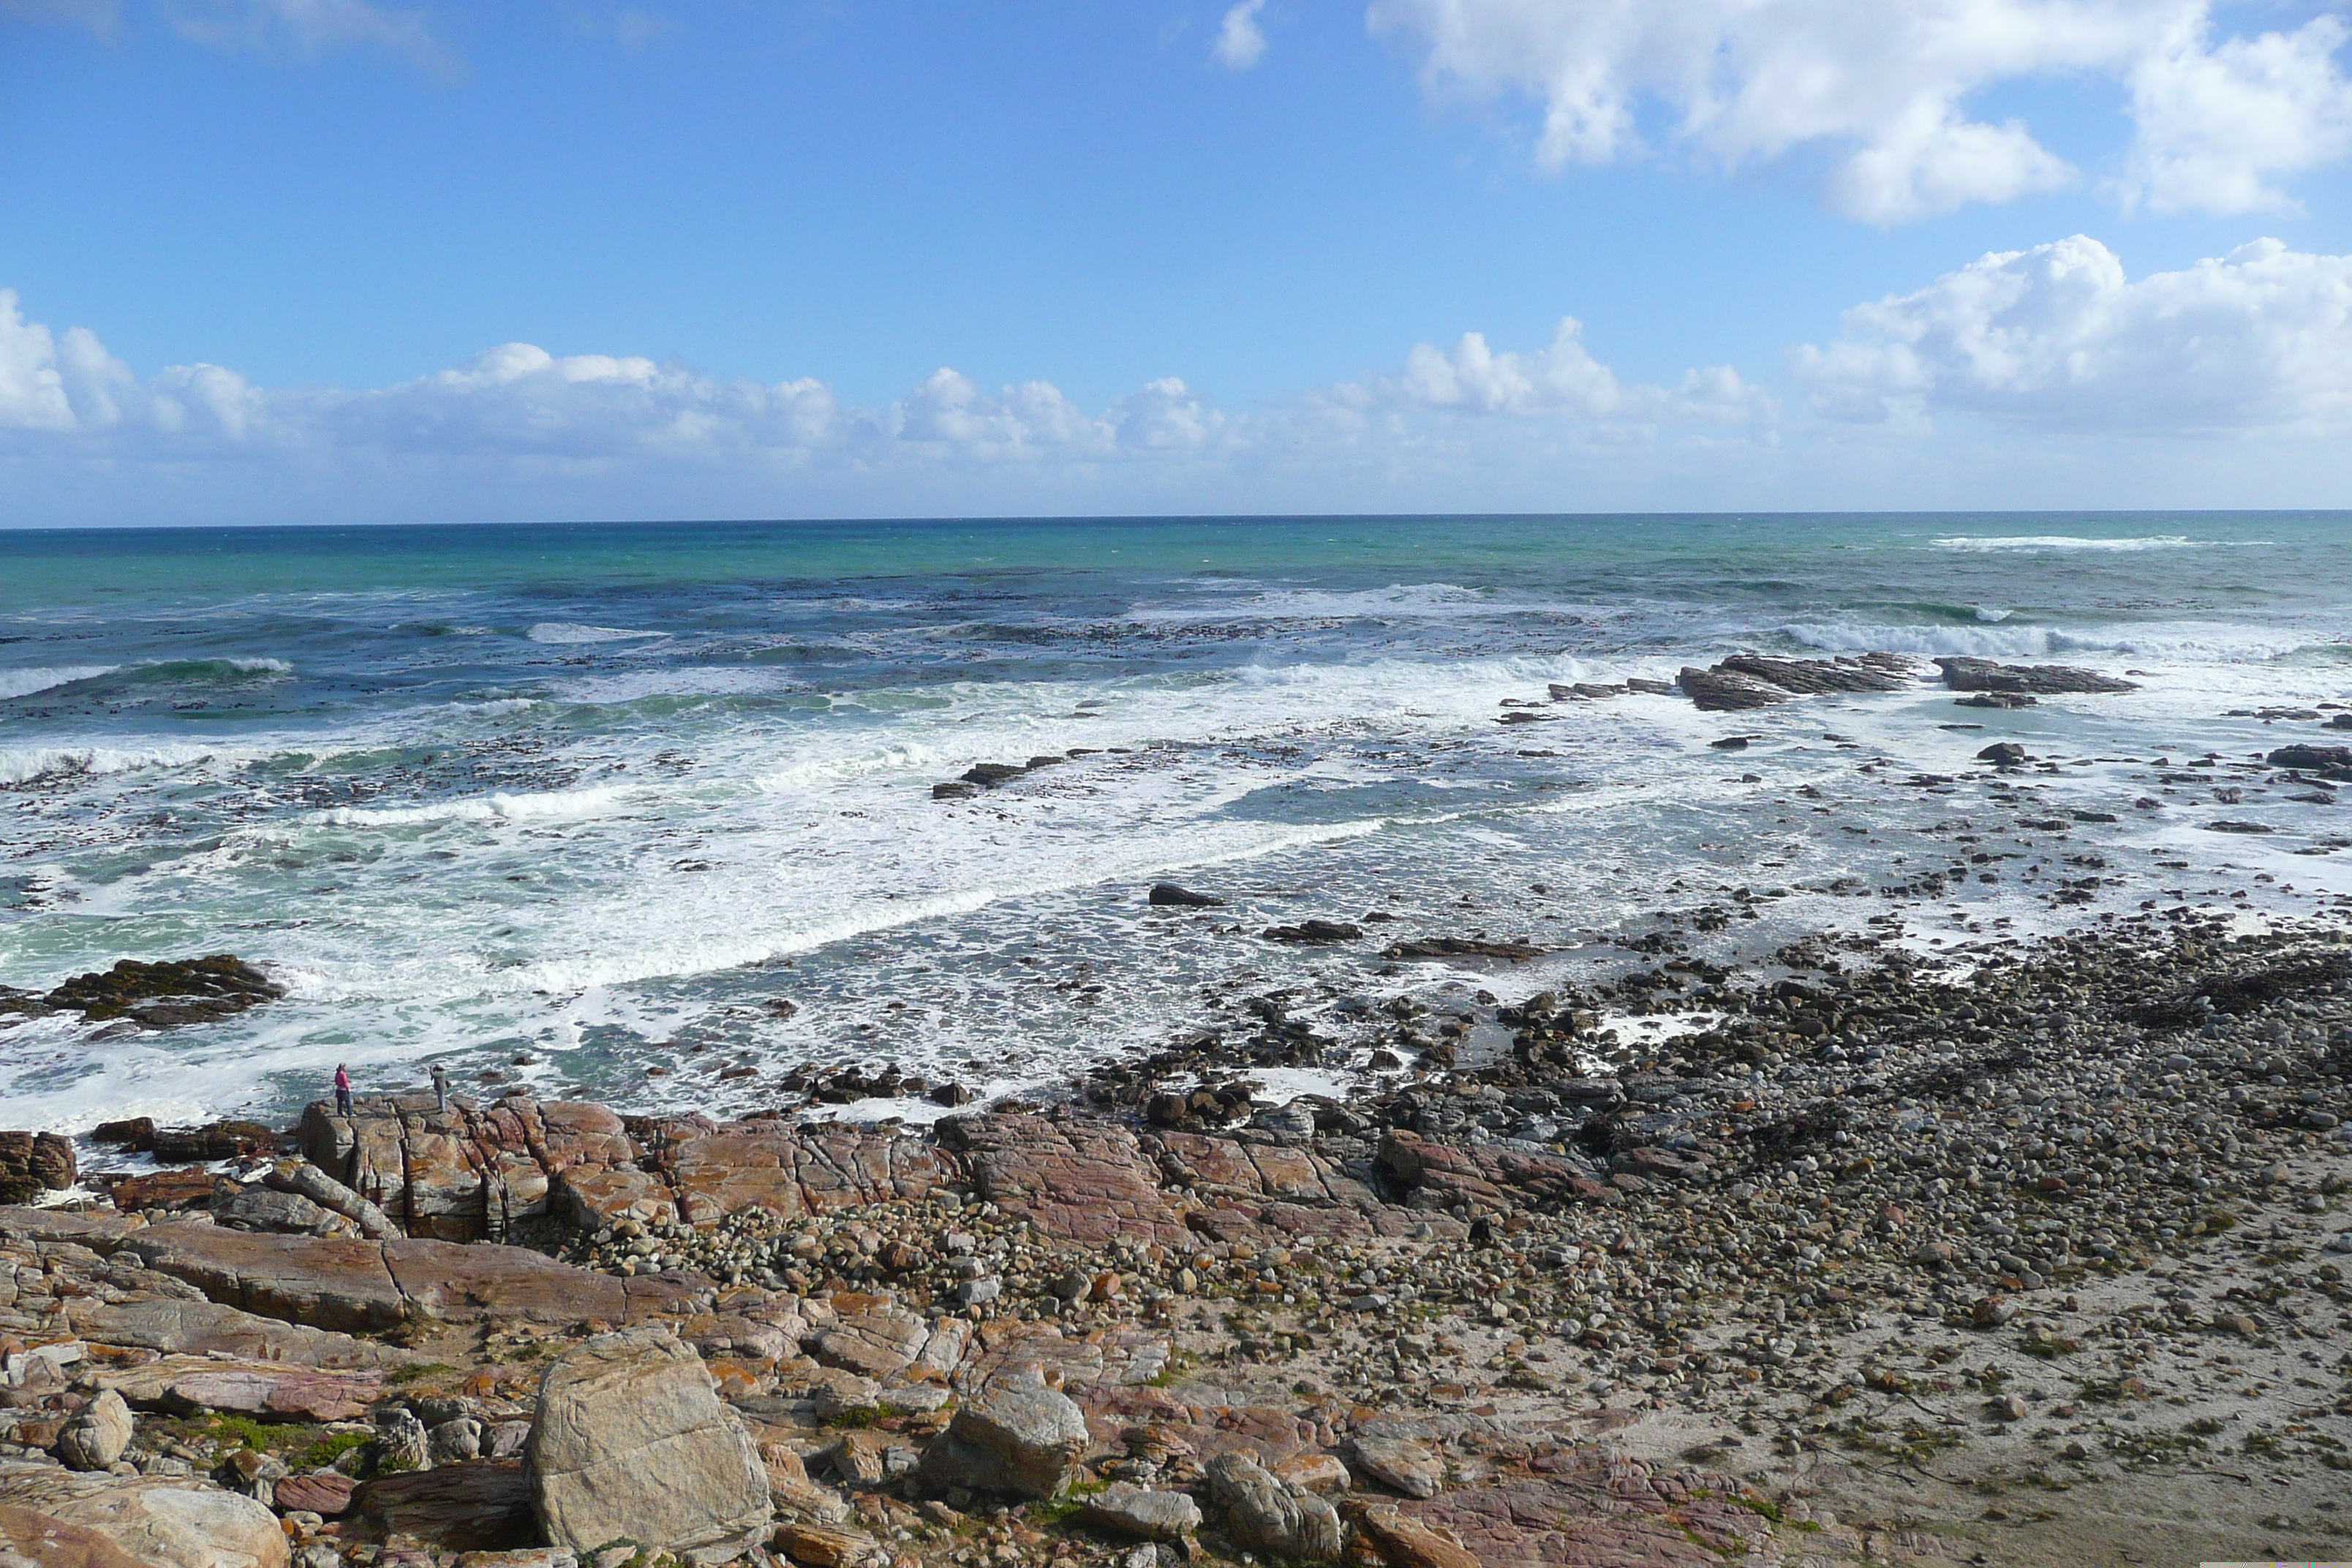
xmin=1367 ymin=0 xmax=2352 ymax=219
xmin=164 ymin=0 xmax=457 ymax=77
xmin=0 ymin=288 xmax=1775 ymax=512
xmin=1214 ymin=0 xmax=1267 ymax=69
xmin=1346 ymin=316 xmax=1771 ymax=425
xmin=0 ymin=291 xmax=1246 ymax=473
xmin=1793 ymin=234 xmax=2352 ymax=431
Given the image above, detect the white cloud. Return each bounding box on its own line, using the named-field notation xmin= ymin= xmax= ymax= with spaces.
xmin=164 ymin=0 xmax=457 ymax=76
xmin=1350 ymin=315 xmax=1772 ymax=425
xmin=1214 ymin=0 xmax=1267 ymax=69
xmin=2118 ymin=13 xmax=2352 ymax=212
xmin=0 ymin=288 xmax=1771 ymax=513
xmin=1793 ymin=234 xmax=2352 ymax=432
xmin=1366 ymin=0 xmax=2352 ymax=219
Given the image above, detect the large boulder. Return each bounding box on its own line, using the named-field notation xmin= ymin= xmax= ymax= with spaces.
xmin=55 ymin=1390 xmax=134 ymax=1472
xmin=527 ymin=1325 xmax=772 ymax=1564
xmin=915 ymin=1367 xmax=1089 ymax=1500
xmin=1205 ymin=1451 xmax=1341 ymax=1563
xmin=0 ymin=1463 xmax=287 ymax=1568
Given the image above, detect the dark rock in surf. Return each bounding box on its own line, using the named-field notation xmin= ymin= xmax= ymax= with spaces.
xmin=1976 ymin=742 xmax=2027 ymax=766
xmin=1624 ymin=678 xmax=1677 ymax=696
xmin=91 ymin=1117 xmax=157 ymax=1152
xmin=1676 ymin=666 xmax=1784 ymax=712
xmin=1149 ymin=883 xmax=1225 ymax=908
xmin=1934 ymin=656 xmax=2138 ymax=695
xmin=960 ymin=763 xmax=1029 ymax=788
xmin=0 ymin=1131 xmax=76 ymax=1205
xmin=1262 ymin=921 xmax=1363 ymax=945
xmin=40 ymin=954 xmax=283 ymax=1028
xmin=1719 ymin=653 xmax=1910 ymax=694
xmin=932 ymin=782 xmax=979 ymax=800
xmin=2267 ymin=743 xmax=2352 ymax=774
xmin=1383 ymin=937 xmax=1543 ymax=962
xmin=1957 ymin=692 xmax=2037 ymax=709
xmin=1708 ymin=736 xmax=1750 ymax=750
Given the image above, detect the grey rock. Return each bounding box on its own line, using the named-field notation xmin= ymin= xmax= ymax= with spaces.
xmin=211 ymin=1188 xmax=346 ymax=1237
xmin=264 ymin=1158 xmax=399 ymax=1240
xmin=1350 ymin=1433 xmax=1444 ymax=1499
xmin=0 ymin=1460 xmax=288 ymax=1568
xmin=1204 ymin=1451 xmax=1341 ymax=1563
xmin=56 ymin=1389 xmax=134 ymax=1472
xmin=916 ymin=1368 xmax=1088 ymax=1500
xmin=427 ymin=1416 xmax=483 ymax=1466
xmin=374 ymin=1406 xmax=429 ymax=1474
xmin=1080 ymin=1483 xmax=1202 ymax=1540
xmin=528 ymin=1325 xmax=772 ymax=1565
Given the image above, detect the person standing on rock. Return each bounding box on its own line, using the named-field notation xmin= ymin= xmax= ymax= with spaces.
xmin=334 ymin=1063 xmax=353 ymax=1116
xmin=430 ymin=1063 xmax=448 ymax=1112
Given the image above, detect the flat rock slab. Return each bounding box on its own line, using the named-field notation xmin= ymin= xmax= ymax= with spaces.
xmin=0 ymin=1501 xmax=150 ymax=1568
xmin=7 ymin=1207 xmax=702 ymax=1337
xmin=116 ymin=1224 xmax=404 ymax=1334
xmin=384 ymin=1238 xmax=629 ymax=1324
xmin=1352 ymin=1433 xmax=1444 ymax=1499
xmin=0 ymin=1463 xmax=287 ymax=1568
xmin=96 ymin=1354 xmax=382 ymax=1423
xmin=940 ymin=1114 xmax=1190 ymax=1247
xmin=63 ymin=1295 xmax=406 ymax=1369
xmin=671 ymin=1125 xmax=958 ymax=1225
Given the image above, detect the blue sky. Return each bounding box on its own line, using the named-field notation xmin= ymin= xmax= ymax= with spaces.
xmin=4 ymin=0 xmax=2351 ymax=521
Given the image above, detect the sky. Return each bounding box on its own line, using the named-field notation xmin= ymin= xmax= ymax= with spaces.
xmin=2 ymin=0 xmax=2351 ymax=524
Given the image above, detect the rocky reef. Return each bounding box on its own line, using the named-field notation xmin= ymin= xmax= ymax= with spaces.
xmin=3 ymin=916 xmax=2351 ymax=1567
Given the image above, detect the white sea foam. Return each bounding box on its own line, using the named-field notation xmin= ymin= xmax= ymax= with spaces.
xmin=1929 ymin=535 xmax=2209 ymax=552
xmin=221 ymin=657 xmax=294 ymax=674
xmin=0 ymin=744 xmax=219 ymax=785
xmin=1780 ymin=621 xmax=2059 ymax=658
xmin=555 ymin=667 xmax=782 ymax=704
xmin=0 ymin=666 xmax=118 ymax=701
xmin=525 ymin=622 xmax=666 ymax=644
xmin=315 ymin=781 xmax=643 ymax=828
xmin=1123 ymin=583 xmax=1591 ymax=624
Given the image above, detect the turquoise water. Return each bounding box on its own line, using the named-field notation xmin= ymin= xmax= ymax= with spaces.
xmin=4 ymin=512 xmax=2349 ymax=1132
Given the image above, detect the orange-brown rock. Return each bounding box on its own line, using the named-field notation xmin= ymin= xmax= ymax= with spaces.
xmin=939 ymin=1114 xmax=1188 ymax=1247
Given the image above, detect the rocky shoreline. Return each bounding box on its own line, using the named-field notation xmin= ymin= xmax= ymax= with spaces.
xmin=4 ymin=908 xmax=2352 ymax=1568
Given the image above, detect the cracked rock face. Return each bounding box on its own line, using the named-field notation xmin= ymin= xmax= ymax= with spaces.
xmin=527 ymin=1325 xmax=772 ymax=1565
xmin=1205 ymin=1450 xmax=1343 ymax=1563
xmin=916 ymin=1366 xmax=1090 ymax=1501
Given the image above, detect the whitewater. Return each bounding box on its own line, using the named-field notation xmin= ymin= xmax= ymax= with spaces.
xmin=3 ymin=512 xmax=2348 ymax=1134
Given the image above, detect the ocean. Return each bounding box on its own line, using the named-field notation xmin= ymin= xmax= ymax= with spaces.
xmin=4 ymin=513 xmax=2348 ymax=1136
